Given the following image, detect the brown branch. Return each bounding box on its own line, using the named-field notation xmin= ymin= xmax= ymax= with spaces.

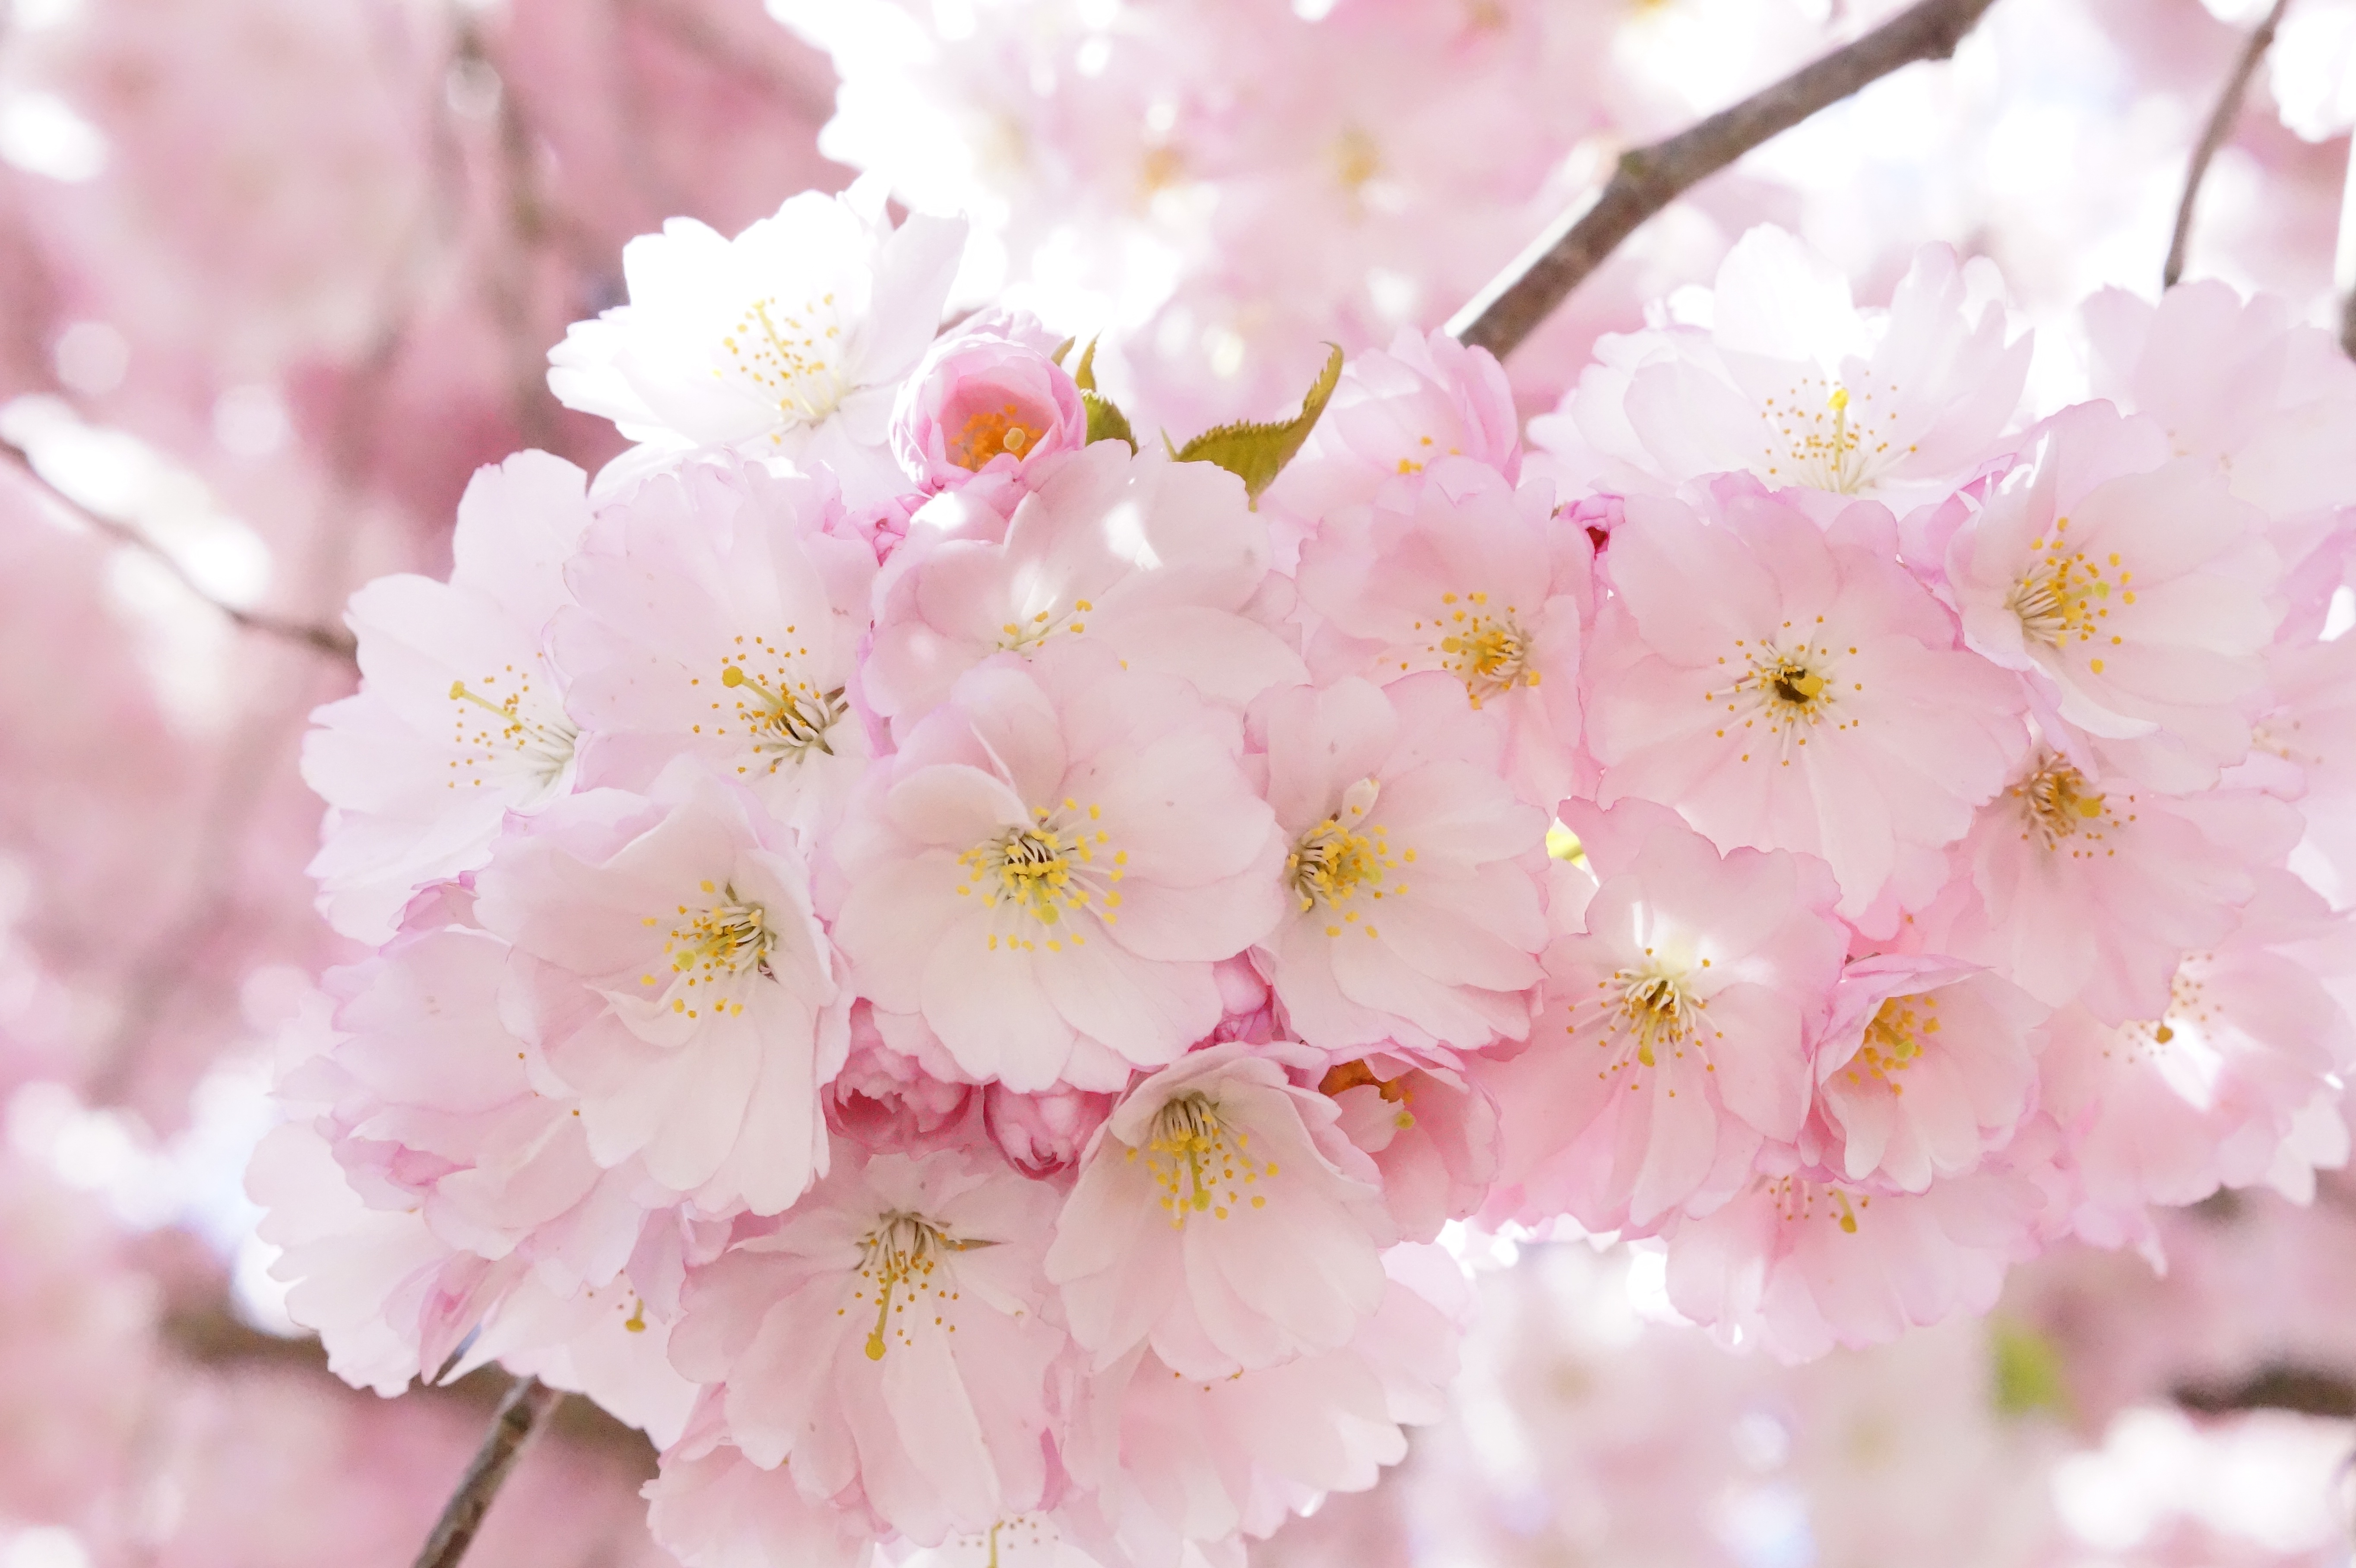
xmin=414 ymin=1375 xmax=567 ymax=1568
xmin=0 ymin=438 xmax=358 ymax=664
xmin=2175 ymin=1363 xmax=2356 ymax=1419
xmin=1447 ymin=0 xmax=2002 ymax=359
xmin=2165 ymin=0 xmax=2292 ymax=288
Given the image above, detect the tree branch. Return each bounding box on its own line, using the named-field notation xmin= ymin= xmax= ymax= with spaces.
xmin=413 ymin=1375 xmax=567 ymax=1568
xmin=0 ymin=437 xmax=358 ymax=664
xmin=1447 ymin=0 xmax=2002 ymax=359
xmin=2165 ymin=0 xmax=2292 ymax=288
xmin=2174 ymin=1362 xmax=2356 ymax=1419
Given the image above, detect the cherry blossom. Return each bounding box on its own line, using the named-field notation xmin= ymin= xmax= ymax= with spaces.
xmin=554 ymin=455 xmax=875 ymax=840
xmin=1248 ymin=674 xmax=1548 ymax=1053
xmin=475 ymin=762 xmax=848 ymax=1216
xmin=1586 ymin=480 xmax=2028 ymax=927
xmin=1529 ymin=228 xmax=2030 ymax=510
xmin=668 ymin=1144 xmax=1065 ymax=1545
xmin=303 ymin=450 xmax=593 ymax=942
xmin=1295 ymin=462 xmax=1590 ymax=804
xmin=892 ymin=309 xmax=1089 ymax=495
xmin=833 ymin=645 xmax=1284 ymax=1091
xmin=1478 ymin=801 xmax=1848 ymax=1234
xmin=1045 ymin=1042 xmax=1396 ymax=1379
xmin=864 ymin=443 xmax=1306 ymax=733
xmin=546 ymin=177 xmax=966 ymax=504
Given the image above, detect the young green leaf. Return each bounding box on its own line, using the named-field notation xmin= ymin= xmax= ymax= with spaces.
xmin=1172 ymin=343 xmax=1343 ymax=503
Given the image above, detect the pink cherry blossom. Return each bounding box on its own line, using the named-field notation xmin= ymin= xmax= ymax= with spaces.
xmin=1262 ymin=327 xmax=1522 ymax=564
xmin=1316 ymin=1053 xmax=1500 ymax=1244
xmin=1587 ymin=480 xmax=2028 ymax=927
xmin=1659 ymin=1163 xmax=2045 ymax=1361
xmin=1045 ymin=1042 xmax=1396 ymax=1379
xmin=1941 ymin=403 xmax=2283 ymax=780
xmin=832 ymin=645 xmax=1284 ymax=1091
xmin=1805 ymin=953 xmax=2046 ymax=1193
xmin=1294 ymin=462 xmax=1591 ymax=805
xmin=1478 ymin=800 xmax=1847 ymax=1233
xmin=475 ymin=762 xmax=848 ymax=1216
xmin=1933 ymin=747 xmax=2283 ymax=1024
xmin=554 ymin=455 xmax=875 ymax=841
xmin=546 ymin=177 xmax=966 ymax=505
xmin=1529 ymin=228 xmax=2030 ymax=510
xmin=892 ymin=309 xmax=1089 ymax=494
xmin=303 ymin=450 xmax=593 ymax=942
xmin=864 ymin=443 xmax=1307 ymax=734
xmin=985 ymin=1081 xmax=1115 ymax=1177
xmin=824 ymin=1006 xmax=977 ymax=1156
xmin=2042 ymin=871 xmax=2356 ymax=1245
xmin=1061 ymin=1245 xmax=1465 ymax=1568
xmin=668 ymin=1144 xmax=1065 ymax=1546
xmin=1249 ymin=674 xmax=1547 ymax=1053
xmin=645 ymin=1435 xmax=876 ymax=1568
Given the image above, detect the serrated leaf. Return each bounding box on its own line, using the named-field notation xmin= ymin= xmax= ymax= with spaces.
xmin=1049 ymin=336 xmax=1077 ymax=368
xmin=1074 ymin=336 xmax=1102 ymax=392
xmin=1989 ymin=1319 xmax=2071 ymax=1419
xmin=1083 ymin=390 xmax=1136 ymax=451
xmin=1172 ymin=343 xmax=1343 ymax=503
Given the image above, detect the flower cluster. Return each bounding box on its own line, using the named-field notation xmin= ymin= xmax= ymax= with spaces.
xmin=256 ymin=193 xmax=2356 ymax=1566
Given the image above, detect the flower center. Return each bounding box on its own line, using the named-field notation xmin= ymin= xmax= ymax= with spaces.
xmin=640 ymin=880 xmax=771 ymax=1021
xmin=1423 ymin=590 xmax=1539 ymax=707
xmin=1138 ymin=1094 xmax=1271 ymax=1227
xmin=1558 ymin=953 xmax=1721 ymax=1082
xmin=852 ymin=1211 xmax=977 ymax=1361
xmin=446 ymin=673 xmax=577 ymax=793
xmin=718 ymin=660 xmax=846 ymax=763
xmin=947 ymin=401 xmax=1044 ymax=471
xmin=959 ymin=801 xmax=1121 ymax=952
xmin=1287 ymin=779 xmax=1406 ymax=940
xmin=1756 ymin=379 xmax=1908 ymax=494
xmin=1706 ymin=635 xmax=1846 ymax=759
xmin=2005 ymin=517 xmax=2128 ymax=675
xmin=1843 ymin=993 xmax=1941 ymax=1095
xmin=2012 ymin=756 xmax=2110 ymax=850
xmin=2131 ymin=961 xmax=2214 ymax=1055
xmin=995 ymin=597 xmax=1092 ymax=654
xmin=1762 ymin=1175 xmax=1870 ymax=1233
xmin=720 ymin=293 xmax=849 ymax=430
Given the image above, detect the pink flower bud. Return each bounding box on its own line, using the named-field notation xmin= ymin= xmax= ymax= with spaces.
xmin=892 ymin=312 xmax=1087 ymax=493
xmin=984 ymin=1083 xmax=1113 ymax=1178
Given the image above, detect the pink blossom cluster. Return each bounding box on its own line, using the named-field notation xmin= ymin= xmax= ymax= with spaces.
xmin=254 ymin=189 xmax=2356 ymax=1566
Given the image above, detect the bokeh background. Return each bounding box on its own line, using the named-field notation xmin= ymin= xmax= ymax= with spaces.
xmin=0 ymin=0 xmax=2353 ymax=1563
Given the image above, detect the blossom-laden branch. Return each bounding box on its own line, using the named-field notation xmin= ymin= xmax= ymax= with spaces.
xmin=2165 ymin=0 xmax=2293 ymax=288
xmin=412 ymin=1375 xmax=567 ymax=1568
xmin=0 ymin=436 xmax=359 ymax=664
xmin=1447 ymin=0 xmax=2001 ymax=358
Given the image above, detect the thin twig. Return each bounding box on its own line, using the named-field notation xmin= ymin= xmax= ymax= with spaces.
xmin=0 ymin=438 xmax=358 ymax=663
xmin=413 ymin=1375 xmax=567 ymax=1568
xmin=2165 ymin=0 xmax=2293 ymax=288
xmin=2175 ymin=1362 xmax=2356 ymax=1419
xmin=1447 ymin=0 xmax=2001 ymax=359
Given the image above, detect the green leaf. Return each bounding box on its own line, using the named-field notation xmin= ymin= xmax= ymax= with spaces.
xmin=1172 ymin=343 xmax=1344 ymax=503
xmin=1048 ymin=336 xmax=1077 ymax=369
xmin=1989 ymin=1319 xmax=2071 ymax=1419
xmin=1083 ymin=391 xmax=1136 ymax=452
xmin=1073 ymin=337 xmax=1102 ymax=392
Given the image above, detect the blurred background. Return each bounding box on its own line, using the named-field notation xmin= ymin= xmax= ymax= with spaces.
xmin=0 ymin=0 xmax=2352 ymax=1563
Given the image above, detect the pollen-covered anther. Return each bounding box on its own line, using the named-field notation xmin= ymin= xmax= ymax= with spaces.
xmin=960 ymin=803 xmax=1119 ymax=945
xmin=1428 ymin=589 xmax=1538 ymax=706
xmin=2013 ymin=755 xmax=2110 ymax=850
xmin=719 ymin=663 xmax=848 ymax=762
xmin=1143 ymin=1094 xmax=1273 ymax=1228
xmin=854 ymin=1211 xmax=982 ymax=1360
xmin=1846 ymin=993 xmax=1941 ymax=1095
xmin=1288 ymin=778 xmax=1405 ymax=927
